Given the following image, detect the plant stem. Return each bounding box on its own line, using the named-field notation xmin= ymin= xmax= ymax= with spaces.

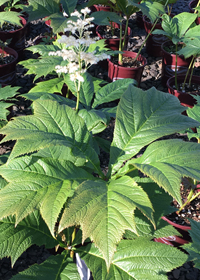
xmin=194 ymin=0 xmax=200 ymax=13
xmin=75 ymin=86 xmax=80 ymax=113
xmin=134 ymin=18 xmax=159 ymax=62
xmin=175 ymin=44 xmax=178 ymax=90
xmin=118 ymin=23 xmax=123 ymax=65
xmin=70 ymin=227 xmax=76 ymax=259
xmin=177 ymin=188 xmax=194 ymax=213
xmin=182 ymin=55 xmax=195 ymax=90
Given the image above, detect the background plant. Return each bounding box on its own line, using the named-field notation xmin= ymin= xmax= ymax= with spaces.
xmin=1 ymin=85 xmax=200 ymax=278
xmin=152 ymin=11 xmax=199 ymax=88
xmin=89 ymin=0 xmax=165 ymax=64
xmin=182 ymin=219 xmax=200 ymax=269
xmin=0 ymin=85 xmax=20 ymax=128
xmin=24 ymin=0 xmax=80 ymax=34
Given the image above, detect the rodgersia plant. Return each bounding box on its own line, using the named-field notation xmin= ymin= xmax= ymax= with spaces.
xmin=1 ymin=85 xmax=200 ymax=279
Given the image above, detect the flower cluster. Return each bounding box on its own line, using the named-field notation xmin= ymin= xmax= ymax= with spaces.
xmin=48 ymin=7 xmax=110 ymax=83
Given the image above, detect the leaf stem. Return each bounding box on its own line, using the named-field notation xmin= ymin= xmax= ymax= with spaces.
xmin=70 ymin=227 xmax=76 ymax=259
xmin=175 ymin=44 xmax=178 ymax=90
xmin=134 ymin=18 xmax=159 ymax=62
xmin=182 ymin=55 xmax=195 ymax=90
xmin=194 ymin=0 xmax=200 ymax=13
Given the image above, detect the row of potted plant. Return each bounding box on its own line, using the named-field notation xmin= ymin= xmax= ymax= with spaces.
xmin=0 ymin=0 xmax=200 ymax=279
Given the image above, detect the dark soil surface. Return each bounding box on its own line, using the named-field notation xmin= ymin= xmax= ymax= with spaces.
xmin=0 ymin=0 xmax=200 ymax=279
xmin=110 ymin=55 xmax=143 ymax=67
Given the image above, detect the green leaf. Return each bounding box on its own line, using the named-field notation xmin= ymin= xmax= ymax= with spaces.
xmin=92 ymin=78 xmax=135 ymax=108
xmin=131 ymin=139 xmax=200 ymax=204
xmin=93 ymin=136 xmax=111 ymax=153
xmin=174 ymin=12 xmax=197 ymax=39
xmin=109 ymin=85 xmax=199 ymax=175
xmin=79 ymin=239 xmax=187 ymax=279
xmin=33 ymin=146 xmax=86 ymax=167
xmin=24 ymin=0 xmax=60 ymax=22
xmin=78 ymin=109 xmax=109 ymax=134
xmin=0 ymin=211 xmax=57 ymax=266
xmin=26 ymin=44 xmax=60 ymax=56
xmin=29 ymin=78 xmax=64 ymax=95
xmin=0 ymin=156 xmax=94 ymax=232
xmin=178 ymin=36 xmax=200 ymax=58
xmin=22 ymin=92 xmax=77 ymax=109
xmin=78 ymin=72 xmax=94 ymax=109
xmin=0 ymin=85 xmax=20 ymax=100
xmin=19 ymin=57 xmax=63 ymax=81
xmin=61 ymin=0 xmax=78 ymax=15
xmin=58 ymin=176 xmax=155 ymax=268
xmin=91 ymin=11 xmax=122 ymax=26
xmin=0 ymin=11 xmax=22 ymax=26
xmin=183 ymin=220 xmax=200 ymax=269
xmin=11 ymin=253 xmax=81 ymax=280
xmin=0 ymin=102 xmax=13 ymax=120
xmin=48 ymin=13 xmax=73 ymax=34
xmin=135 ymin=1 xmax=165 ymax=23
xmin=0 ymin=100 xmax=102 ymax=176
xmin=124 ymin=181 xmax=178 ymax=239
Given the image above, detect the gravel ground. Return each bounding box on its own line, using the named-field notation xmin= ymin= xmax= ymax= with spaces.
xmin=0 ymin=0 xmax=200 ymax=279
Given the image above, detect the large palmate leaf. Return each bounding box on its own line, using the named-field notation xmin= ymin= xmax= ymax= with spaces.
xmin=109 ymin=85 xmax=200 ymax=175
xmin=78 ymin=239 xmax=187 ymax=279
xmin=0 ymin=156 xmax=94 ymax=233
xmin=130 ymin=139 xmax=200 ymax=204
xmin=58 ymin=176 xmax=154 ymax=268
xmin=11 ymin=253 xmax=81 ymax=280
xmin=0 ymin=99 xmax=102 ymax=175
xmin=0 ymin=211 xmax=57 ymax=266
xmin=24 ymin=0 xmax=60 ymax=22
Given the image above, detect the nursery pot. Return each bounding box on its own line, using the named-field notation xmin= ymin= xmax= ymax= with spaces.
xmin=154 ymin=216 xmax=191 ymax=247
xmin=96 ymin=22 xmax=131 ymax=51
xmin=189 ymin=0 xmax=200 ymax=24
xmin=166 ymin=74 xmax=200 ymax=108
xmin=0 ymin=16 xmax=27 ymax=56
xmin=108 ymin=51 xmax=147 ymax=86
xmin=161 ymin=40 xmax=192 ymax=86
xmin=0 ymin=46 xmax=18 ymax=85
xmin=143 ymin=15 xmax=168 ymax=57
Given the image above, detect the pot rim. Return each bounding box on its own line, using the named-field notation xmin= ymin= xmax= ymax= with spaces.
xmin=162 ymin=216 xmax=191 ymax=230
xmin=0 ymin=46 xmax=18 ymax=67
xmin=167 ymin=74 xmax=200 ymax=94
xmin=0 ymin=16 xmax=27 ymax=34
